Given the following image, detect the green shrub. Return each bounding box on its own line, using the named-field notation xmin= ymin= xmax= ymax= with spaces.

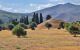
xmin=45 ymin=22 xmax=52 ymax=30
xmin=8 ymin=24 xmax=14 ymax=30
xmin=30 ymin=22 xmax=37 ymax=30
xmin=58 ymin=22 xmax=64 ymax=29
xmin=65 ymin=23 xmax=72 ymax=30
xmin=12 ymin=21 xmax=19 ymax=26
xmin=12 ymin=25 xmax=27 ymax=38
xmin=65 ymin=22 xmax=80 ymax=37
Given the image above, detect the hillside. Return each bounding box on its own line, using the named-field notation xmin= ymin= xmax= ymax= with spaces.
xmin=28 ymin=3 xmax=80 ymax=22
xmin=37 ymin=19 xmax=63 ymax=29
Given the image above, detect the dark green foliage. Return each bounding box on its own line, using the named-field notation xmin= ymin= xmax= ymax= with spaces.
xmin=24 ymin=16 xmax=29 ymax=25
xmin=12 ymin=25 xmax=27 ymax=38
xmin=65 ymin=23 xmax=72 ymax=30
xmin=30 ymin=22 xmax=37 ymax=30
xmin=19 ymin=23 xmax=28 ymax=29
xmin=8 ymin=24 xmax=14 ymax=30
xmin=45 ymin=22 xmax=52 ymax=30
xmin=65 ymin=22 xmax=80 ymax=37
xmin=32 ymin=13 xmax=39 ymax=24
xmin=58 ymin=22 xmax=64 ymax=29
xmin=20 ymin=17 xmax=25 ymax=23
xmin=68 ymin=25 xmax=80 ymax=37
xmin=20 ymin=16 xmax=29 ymax=25
xmin=32 ymin=13 xmax=36 ymax=22
xmin=40 ymin=13 xmax=43 ymax=23
xmin=12 ymin=20 xmax=19 ymax=26
xmin=0 ymin=26 xmax=2 ymax=31
xmin=46 ymin=15 xmax=52 ymax=20
xmin=35 ymin=13 xmax=40 ymax=24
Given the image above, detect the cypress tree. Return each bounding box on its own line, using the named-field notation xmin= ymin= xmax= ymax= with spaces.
xmin=24 ymin=16 xmax=29 ymax=25
xmin=32 ymin=12 xmax=36 ymax=22
xmin=32 ymin=12 xmax=39 ymax=24
xmin=40 ymin=13 xmax=43 ymax=23
xmin=35 ymin=13 xmax=39 ymax=24
xmin=20 ymin=16 xmax=25 ymax=23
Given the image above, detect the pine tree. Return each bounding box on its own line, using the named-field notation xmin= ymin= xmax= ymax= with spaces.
xmin=40 ymin=13 xmax=43 ymax=23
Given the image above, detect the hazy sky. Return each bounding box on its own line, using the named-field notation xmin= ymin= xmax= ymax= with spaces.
xmin=0 ymin=0 xmax=80 ymax=13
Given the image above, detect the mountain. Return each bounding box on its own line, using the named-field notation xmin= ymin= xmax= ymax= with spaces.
xmin=0 ymin=3 xmax=80 ymax=23
xmin=0 ymin=10 xmax=27 ymax=23
xmin=28 ymin=3 xmax=80 ymax=22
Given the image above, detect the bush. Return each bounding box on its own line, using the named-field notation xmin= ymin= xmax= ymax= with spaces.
xmin=65 ymin=22 xmax=80 ymax=37
xmin=68 ymin=25 xmax=79 ymax=32
xmin=8 ymin=24 xmax=14 ymax=30
xmin=58 ymin=22 xmax=64 ymax=29
xmin=12 ymin=21 xmax=19 ymax=26
xmin=19 ymin=23 xmax=28 ymax=29
xmin=46 ymin=15 xmax=52 ymax=20
xmin=68 ymin=25 xmax=80 ymax=37
xmin=12 ymin=25 xmax=27 ymax=38
xmin=30 ymin=22 xmax=37 ymax=30
xmin=0 ymin=26 xmax=2 ymax=31
xmin=45 ymin=22 xmax=52 ymax=30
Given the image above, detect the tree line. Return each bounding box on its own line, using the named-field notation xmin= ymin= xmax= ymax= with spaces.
xmin=20 ymin=13 xmax=44 ymax=25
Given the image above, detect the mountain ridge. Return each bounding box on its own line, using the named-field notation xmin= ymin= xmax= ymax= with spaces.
xmin=0 ymin=3 xmax=80 ymax=22
xmin=28 ymin=3 xmax=80 ymax=22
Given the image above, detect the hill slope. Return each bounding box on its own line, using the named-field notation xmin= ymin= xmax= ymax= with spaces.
xmin=37 ymin=19 xmax=63 ymax=29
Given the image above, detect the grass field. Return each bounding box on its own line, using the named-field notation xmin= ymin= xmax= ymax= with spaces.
xmin=0 ymin=29 xmax=80 ymax=50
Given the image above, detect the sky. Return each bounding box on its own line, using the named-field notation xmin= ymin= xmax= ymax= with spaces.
xmin=0 ymin=0 xmax=80 ymax=13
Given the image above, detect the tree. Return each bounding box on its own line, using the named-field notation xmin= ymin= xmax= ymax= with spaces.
xmin=32 ymin=13 xmax=36 ymax=22
xmin=45 ymin=22 xmax=52 ymax=30
xmin=68 ymin=25 xmax=79 ymax=37
xmin=24 ymin=16 xmax=29 ymax=25
xmin=46 ymin=15 xmax=52 ymax=20
xmin=30 ymin=22 xmax=37 ymax=30
xmin=12 ymin=25 xmax=27 ymax=38
xmin=20 ymin=16 xmax=25 ymax=23
xmin=40 ymin=13 xmax=43 ymax=23
xmin=35 ymin=13 xmax=39 ymax=24
xmin=11 ymin=18 xmax=19 ymax=26
xmin=32 ymin=13 xmax=39 ymax=24
xmin=0 ymin=26 xmax=2 ymax=31
xmin=8 ymin=24 xmax=14 ymax=30
xmin=58 ymin=22 xmax=64 ymax=29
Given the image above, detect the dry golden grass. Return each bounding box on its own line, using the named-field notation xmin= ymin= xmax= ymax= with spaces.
xmin=0 ymin=29 xmax=80 ymax=50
